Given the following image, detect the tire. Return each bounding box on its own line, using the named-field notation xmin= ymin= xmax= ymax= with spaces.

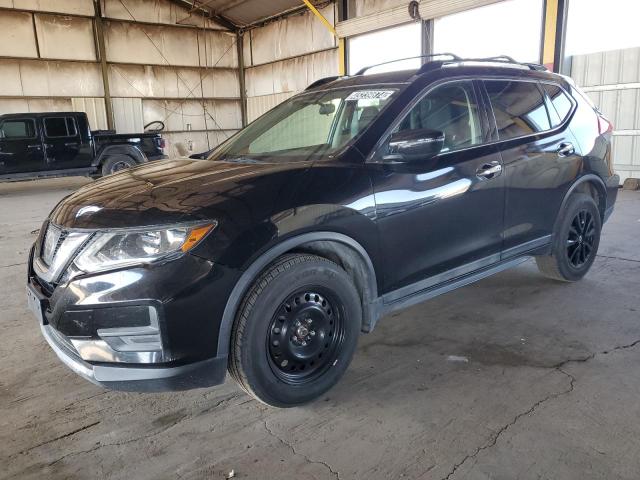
xmin=229 ymin=253 xmax=361 ymax=407
xmin=536 ymin=193 xmax=601 ymax=282
xmin=101 ymin=155 xmax=137 ymax=176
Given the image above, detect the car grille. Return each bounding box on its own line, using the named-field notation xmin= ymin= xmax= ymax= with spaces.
xmin=42 ymin=224 xmax=67 ymax=267
xmin=33 ymin=274 xmax=54 ymax=298
xmin=34 ymin=224 xmax=91 ymax=284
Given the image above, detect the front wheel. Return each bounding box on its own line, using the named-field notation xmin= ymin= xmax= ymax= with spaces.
xmin=536 ymin=193 xmax=601 ymax=282
xmin=229 ymin=254 xmax=361 ymax=407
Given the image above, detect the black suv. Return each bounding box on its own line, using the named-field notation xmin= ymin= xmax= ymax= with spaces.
xmin=27 ymin=56 xmax=619 ymax=407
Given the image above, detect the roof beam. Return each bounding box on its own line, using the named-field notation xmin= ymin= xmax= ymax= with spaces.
xmin=168 ymin=0 xmax=239 ymax=30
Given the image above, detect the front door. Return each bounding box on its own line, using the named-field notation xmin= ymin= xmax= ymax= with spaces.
xmin=0 ymin=118 xmax=43 ymax=174
xmin=43 ymin=116 xmax=89 ymax=170
xmin=371 ymin=80 xmax=505 ymax=296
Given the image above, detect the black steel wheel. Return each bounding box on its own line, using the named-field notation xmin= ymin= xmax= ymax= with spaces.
xmin=536 ymin=193 xmax=601 ymax=282
xmin=566 ymin=209 xmax=596 ymax=268
xmin=229 ymin=253 xmax=361 ymax=407
xmin=267 ymin=289 xmax=345 ymax=385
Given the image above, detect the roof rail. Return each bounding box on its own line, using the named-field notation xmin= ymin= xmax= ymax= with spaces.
xmin=524 ymin=63 xmax=548 ymax=71
xmin=305 ymin=55 xmax=548 ymax=90
xmin=355 ymin=53 xmax=461 ymax=75
xmin=437 ymin=55 xmax=548 ymax=72
xmin=305 ymin=75 xmax=342 ymax=91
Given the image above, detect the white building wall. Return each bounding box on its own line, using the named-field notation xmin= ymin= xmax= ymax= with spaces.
xmin=242 ymin=4 xmax=339 ymax=123
xmin=0 ymin=0 xmax=241 ymax=158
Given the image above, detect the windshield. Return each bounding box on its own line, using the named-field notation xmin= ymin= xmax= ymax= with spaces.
xmin=209 ymin=87 xmax=398 ymax=162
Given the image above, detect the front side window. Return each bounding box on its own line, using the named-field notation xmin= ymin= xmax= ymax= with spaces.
xmin=395 ymin=80 xmax=483 ymax=152
xmin=44 ymin=117 xmax=77 ymax=138
xmin=210 ymin=87 xmax=398 ymax=161
xmin=542 ymin=83 xmax=574 ymax=127
xmin=0 ymin=119 xmax=35 ymax=139
xmin=485 ymin=80 xmax=551 ymax=140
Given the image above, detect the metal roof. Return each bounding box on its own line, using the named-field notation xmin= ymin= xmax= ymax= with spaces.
xmin=170 ymin=0 xmax=310 ymax=29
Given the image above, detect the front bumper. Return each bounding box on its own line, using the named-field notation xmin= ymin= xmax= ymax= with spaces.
xmin=29 ymin=242 xmax=240 ymax=391
xmin=41 ymin=322 xmax=227 ymax=391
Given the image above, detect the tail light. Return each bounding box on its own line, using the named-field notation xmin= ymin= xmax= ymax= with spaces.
xmin=597 ymin=112 xmax=613 ymax=135
xmin=156 ymin=137 xmax=166 ymax=150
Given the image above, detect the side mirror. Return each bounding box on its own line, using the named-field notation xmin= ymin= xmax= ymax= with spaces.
xmin=318 ymin=102 xmax=336 ymax=115
xmin=384 ymin=129 xmax=445 ymax=162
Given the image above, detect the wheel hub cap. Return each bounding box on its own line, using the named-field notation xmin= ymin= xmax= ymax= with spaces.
xmin=267 ymin=290 xmax=344 ymax=384
xmin=296 ymin=325 xmax=309 ymax=339
xmin=566 ymin=209 xmax=595 ymax=268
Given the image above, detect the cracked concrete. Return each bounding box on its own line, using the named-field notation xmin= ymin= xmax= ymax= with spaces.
xmin=441 ymin=369 xmax=577 ymax=480
xmin=1 ymin=179 xmax=640 ymax=480
xmin=263 ymin=420 xmax=340 ymax=480
xmin=441 ymin=339 xmax=640 ymax=480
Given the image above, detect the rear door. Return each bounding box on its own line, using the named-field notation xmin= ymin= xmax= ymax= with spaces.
xmin=482 ymin=79 xmax=581 ymax=258
xmin=43 ymin=115 xmax=91 ymax=170
xmin=0 ymin=118 xmax=43 ymax=174
xmin=370 ymin=79 xmax=505 ymax=295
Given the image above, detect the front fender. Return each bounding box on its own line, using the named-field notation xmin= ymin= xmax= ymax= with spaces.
xmin=215 ymin=230 xmax=379 ymax=357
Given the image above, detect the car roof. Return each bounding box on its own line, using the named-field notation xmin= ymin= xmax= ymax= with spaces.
xmin=0 ymin=112 xmax=80 ymax=118
xmin=306 ymin=58 xmax=569 ymax=93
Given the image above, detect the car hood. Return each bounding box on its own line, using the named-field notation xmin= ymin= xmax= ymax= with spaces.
xmin=49 ymin=158 xmax=311 ymax=229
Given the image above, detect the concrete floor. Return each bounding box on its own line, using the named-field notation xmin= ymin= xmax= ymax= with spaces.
xmin=1 ymin=177 xmax=639 ymax=480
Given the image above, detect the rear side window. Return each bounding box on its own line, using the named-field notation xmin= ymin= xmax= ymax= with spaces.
xmin=485 ymin=80 xmax=551 ymax=140
xmin=44 ymin=117 xmax=78 ymax=138
xmin=0 ymin=119 xmax=36 ymax=139
xmin=542 ymin=83 xmax=573 ymax=127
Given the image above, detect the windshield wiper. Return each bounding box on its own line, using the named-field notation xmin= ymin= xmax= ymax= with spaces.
xmin=222 ymin=156 xmax=262 ymax=164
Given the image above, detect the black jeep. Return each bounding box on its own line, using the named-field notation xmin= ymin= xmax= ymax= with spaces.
xmin=0 ymin=112 xmax=166 ymax=180
xmin=27 ymin=56 xmax=618 ymax=407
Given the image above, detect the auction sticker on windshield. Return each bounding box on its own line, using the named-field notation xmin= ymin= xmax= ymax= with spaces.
xmin=345 ymin=90 xmax=394 ymax=101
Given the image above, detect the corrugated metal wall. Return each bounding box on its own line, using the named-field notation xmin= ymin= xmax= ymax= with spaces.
xmin=0 ymin=0 xmax=241 ymax=157
xmin=242 ymin=4 xmax=339 ymax=123
xmin=571 ymin=47 xmax=640 ymax=182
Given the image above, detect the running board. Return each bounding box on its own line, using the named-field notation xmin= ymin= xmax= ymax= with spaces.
xmin=380 ymin=256 xmax=530 ymax=317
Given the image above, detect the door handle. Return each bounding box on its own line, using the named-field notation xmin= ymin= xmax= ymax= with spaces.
xmin=476 ymin=161 xmax=502 ymax=179
xmin=64 ymin=142 xmax=79 ymax=147
xmin=557 ymin=142 xmax=575 ymax=157
xmin=27 ymin=144 xmax=42 ymax=150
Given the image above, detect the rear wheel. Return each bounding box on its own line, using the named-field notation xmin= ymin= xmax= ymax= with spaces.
xmin=229 ymin=254 xmax=361 ymax=407
xmin=101 ymin=155 xmax=137 ymax=176
xmin=536 ymin=193 xmax=601 ymax=282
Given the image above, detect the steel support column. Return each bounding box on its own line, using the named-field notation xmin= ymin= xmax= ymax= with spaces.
xmin=237 ymin=32 xmax=248 ymax=127
xmin=541 ymin=0 xmax=569 ymax=73
xmin=93 ymin=0 xmax=115 ymax=130
xmin=337 ymin=0 xmax=348 ymax=74
xmin=421 ymin=19 xmax=434 ymax=61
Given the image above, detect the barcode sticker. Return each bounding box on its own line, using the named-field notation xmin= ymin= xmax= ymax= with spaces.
xmin=345 ymin=90 xmax=394 ymax=101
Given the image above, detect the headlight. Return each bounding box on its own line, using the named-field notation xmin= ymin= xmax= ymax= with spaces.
xmin=74 ymin=222 xmax=216 ymax=273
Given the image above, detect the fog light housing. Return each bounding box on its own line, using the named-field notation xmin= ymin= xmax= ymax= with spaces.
xmin=70 ymin=306 xmax=165 ymax=364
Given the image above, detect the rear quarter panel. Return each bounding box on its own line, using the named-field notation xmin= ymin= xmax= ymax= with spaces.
xmin=567 ymin=85 xmax=619 ymax=210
